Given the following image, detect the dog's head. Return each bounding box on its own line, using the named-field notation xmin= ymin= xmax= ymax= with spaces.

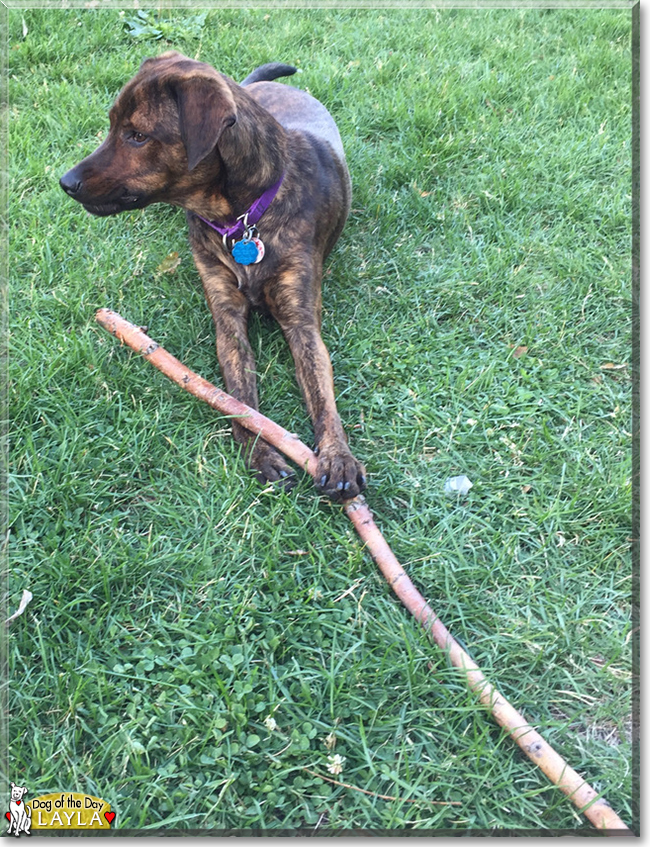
xmin=10 ymin=783 xmax=28 ymax=802
xmin=59 ymin=52 xmax=237 ymax=216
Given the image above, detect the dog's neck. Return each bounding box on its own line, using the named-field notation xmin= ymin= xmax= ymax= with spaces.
xmin=189 ymin=83 xmax=287 ymax=224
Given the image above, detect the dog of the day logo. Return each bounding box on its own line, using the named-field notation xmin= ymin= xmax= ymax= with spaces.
xmin=5 ymin=785 xmax=115 ymax=833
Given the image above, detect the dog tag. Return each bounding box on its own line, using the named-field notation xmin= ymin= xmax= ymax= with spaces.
xmin=251 ymin=237 xmax=265 ymax=264
xmin=232 ymin=237 xmax=260 ymax=265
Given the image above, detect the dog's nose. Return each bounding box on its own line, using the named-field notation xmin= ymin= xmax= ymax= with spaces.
xmin=59 ymin=169 xmax=82 ymax=196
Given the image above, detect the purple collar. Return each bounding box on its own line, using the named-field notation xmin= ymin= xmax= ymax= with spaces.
xmin=194 ymin=173 xmax=285 ymax=242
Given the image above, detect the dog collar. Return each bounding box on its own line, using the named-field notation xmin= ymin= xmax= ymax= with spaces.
xmin=194 ymin=173 xmax=285 ymax=243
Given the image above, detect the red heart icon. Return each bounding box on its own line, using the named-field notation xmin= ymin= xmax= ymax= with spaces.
xmin=104 ymin=811 xmax=116 ymax=825
xmin=16 ymin=801 xmax=21 ymax=806
xmin=5 ymin=812 xmax=10 ymax=821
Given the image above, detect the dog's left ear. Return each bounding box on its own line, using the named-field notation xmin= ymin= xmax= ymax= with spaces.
xmin=174 ymin=74 xmax=237 ymax=171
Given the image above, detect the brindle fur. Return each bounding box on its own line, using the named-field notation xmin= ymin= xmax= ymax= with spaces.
xmin=60 ymin=52 xmax=366 ymax=500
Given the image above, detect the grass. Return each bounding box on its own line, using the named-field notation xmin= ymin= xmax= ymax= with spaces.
xmin=4 ymin=6 xmax=634 ymax=833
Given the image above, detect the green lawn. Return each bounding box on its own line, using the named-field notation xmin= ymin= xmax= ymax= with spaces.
xmin=5 ymin=7 xmax=634 ymax=832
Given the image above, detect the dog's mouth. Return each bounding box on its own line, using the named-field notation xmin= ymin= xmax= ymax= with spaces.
xmin=82 ymin=195 xmax=146 ymax=217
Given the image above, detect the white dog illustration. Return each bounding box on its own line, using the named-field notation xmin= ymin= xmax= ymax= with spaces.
xmin=7 ymin=783 xmax=31 ymax=837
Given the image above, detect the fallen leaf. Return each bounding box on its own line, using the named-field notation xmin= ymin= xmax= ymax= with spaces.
xmin=156 ymin=251 xmax=181 ymax=274
xmin=412 ymin=181 xmax=432 ymax=197
xmin=599 ymin=362 xmax=627 ymax=370
xmin=512 ymin=345 xmax=528 ymax=358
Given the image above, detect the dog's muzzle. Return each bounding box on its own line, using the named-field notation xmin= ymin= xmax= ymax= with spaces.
xmin=59 ymin=167 xmax=143 ymax=216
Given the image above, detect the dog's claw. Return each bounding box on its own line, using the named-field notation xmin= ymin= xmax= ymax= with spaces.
xmin=250 ymin=441 xmax=295 ymax=491
xmin=315 ymin=443 xmax=366 ymax=502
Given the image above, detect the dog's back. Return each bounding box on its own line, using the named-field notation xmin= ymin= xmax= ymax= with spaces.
xmin=241 ymin=64 xmax=347 ymax=161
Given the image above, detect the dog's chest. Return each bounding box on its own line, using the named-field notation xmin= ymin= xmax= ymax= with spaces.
xmin=236 ymin=267 xmax=269 ymax=310
xmin=215 ymin=249 xmax=273 ymax=311
xmin=215 ymin=237 xmax=281 ymax=312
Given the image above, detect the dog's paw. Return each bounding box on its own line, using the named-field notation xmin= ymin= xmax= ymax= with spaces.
xmin=249 ymin=441 xmax=296 ymax=491
xmin=315 ymin=443 xmax=366 ymax=501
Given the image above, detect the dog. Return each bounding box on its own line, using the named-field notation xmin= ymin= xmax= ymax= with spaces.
xmin=7 ymin=783 xmax=31 ymax=836
xmin=60 ymin=52 xmax=366 ymax=501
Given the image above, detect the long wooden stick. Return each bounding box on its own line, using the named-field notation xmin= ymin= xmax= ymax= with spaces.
xmin=95 ymin=308 xmax=631 ymax=833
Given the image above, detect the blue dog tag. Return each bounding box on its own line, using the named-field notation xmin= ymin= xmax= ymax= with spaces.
xmin=232 ymin=237 xmax=260 ymax=265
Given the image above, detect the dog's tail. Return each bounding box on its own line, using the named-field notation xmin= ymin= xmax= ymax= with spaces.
xmin=240 ymin=63 xmax=298 ymax=87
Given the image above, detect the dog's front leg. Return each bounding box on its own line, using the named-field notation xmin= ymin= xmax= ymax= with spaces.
xmin=196 ymin=261 xmax=295 ymax=486
xmin=268 ymin=270 xmax=366 ymax=501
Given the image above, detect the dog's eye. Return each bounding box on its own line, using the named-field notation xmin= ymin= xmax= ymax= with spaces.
xmin=130 ymin=131 xmax=148 ymax=145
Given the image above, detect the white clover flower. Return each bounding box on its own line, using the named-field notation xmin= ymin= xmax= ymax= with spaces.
xmin=264 ymin=716 xmax=278 ymax=732
xmin=326 ymin=754 xmax=346 ymax=775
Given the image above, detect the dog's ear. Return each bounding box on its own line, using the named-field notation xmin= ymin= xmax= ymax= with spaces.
xmin=174 ymin=74 xmax=237 ymax=171
xmin=140 ymin=51 xmax=183 ymax=72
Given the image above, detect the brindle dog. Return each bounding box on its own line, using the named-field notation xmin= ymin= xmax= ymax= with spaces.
xmin=60 ymin=51 xmax=366 ymax=501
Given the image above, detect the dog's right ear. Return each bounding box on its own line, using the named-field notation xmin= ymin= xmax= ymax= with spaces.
xmin=173 ymin=73 xmax=237 ymax=171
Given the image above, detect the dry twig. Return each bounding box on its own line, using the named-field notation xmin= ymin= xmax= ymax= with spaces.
xmin=301 ymin=767 xmax=461 ymax=806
